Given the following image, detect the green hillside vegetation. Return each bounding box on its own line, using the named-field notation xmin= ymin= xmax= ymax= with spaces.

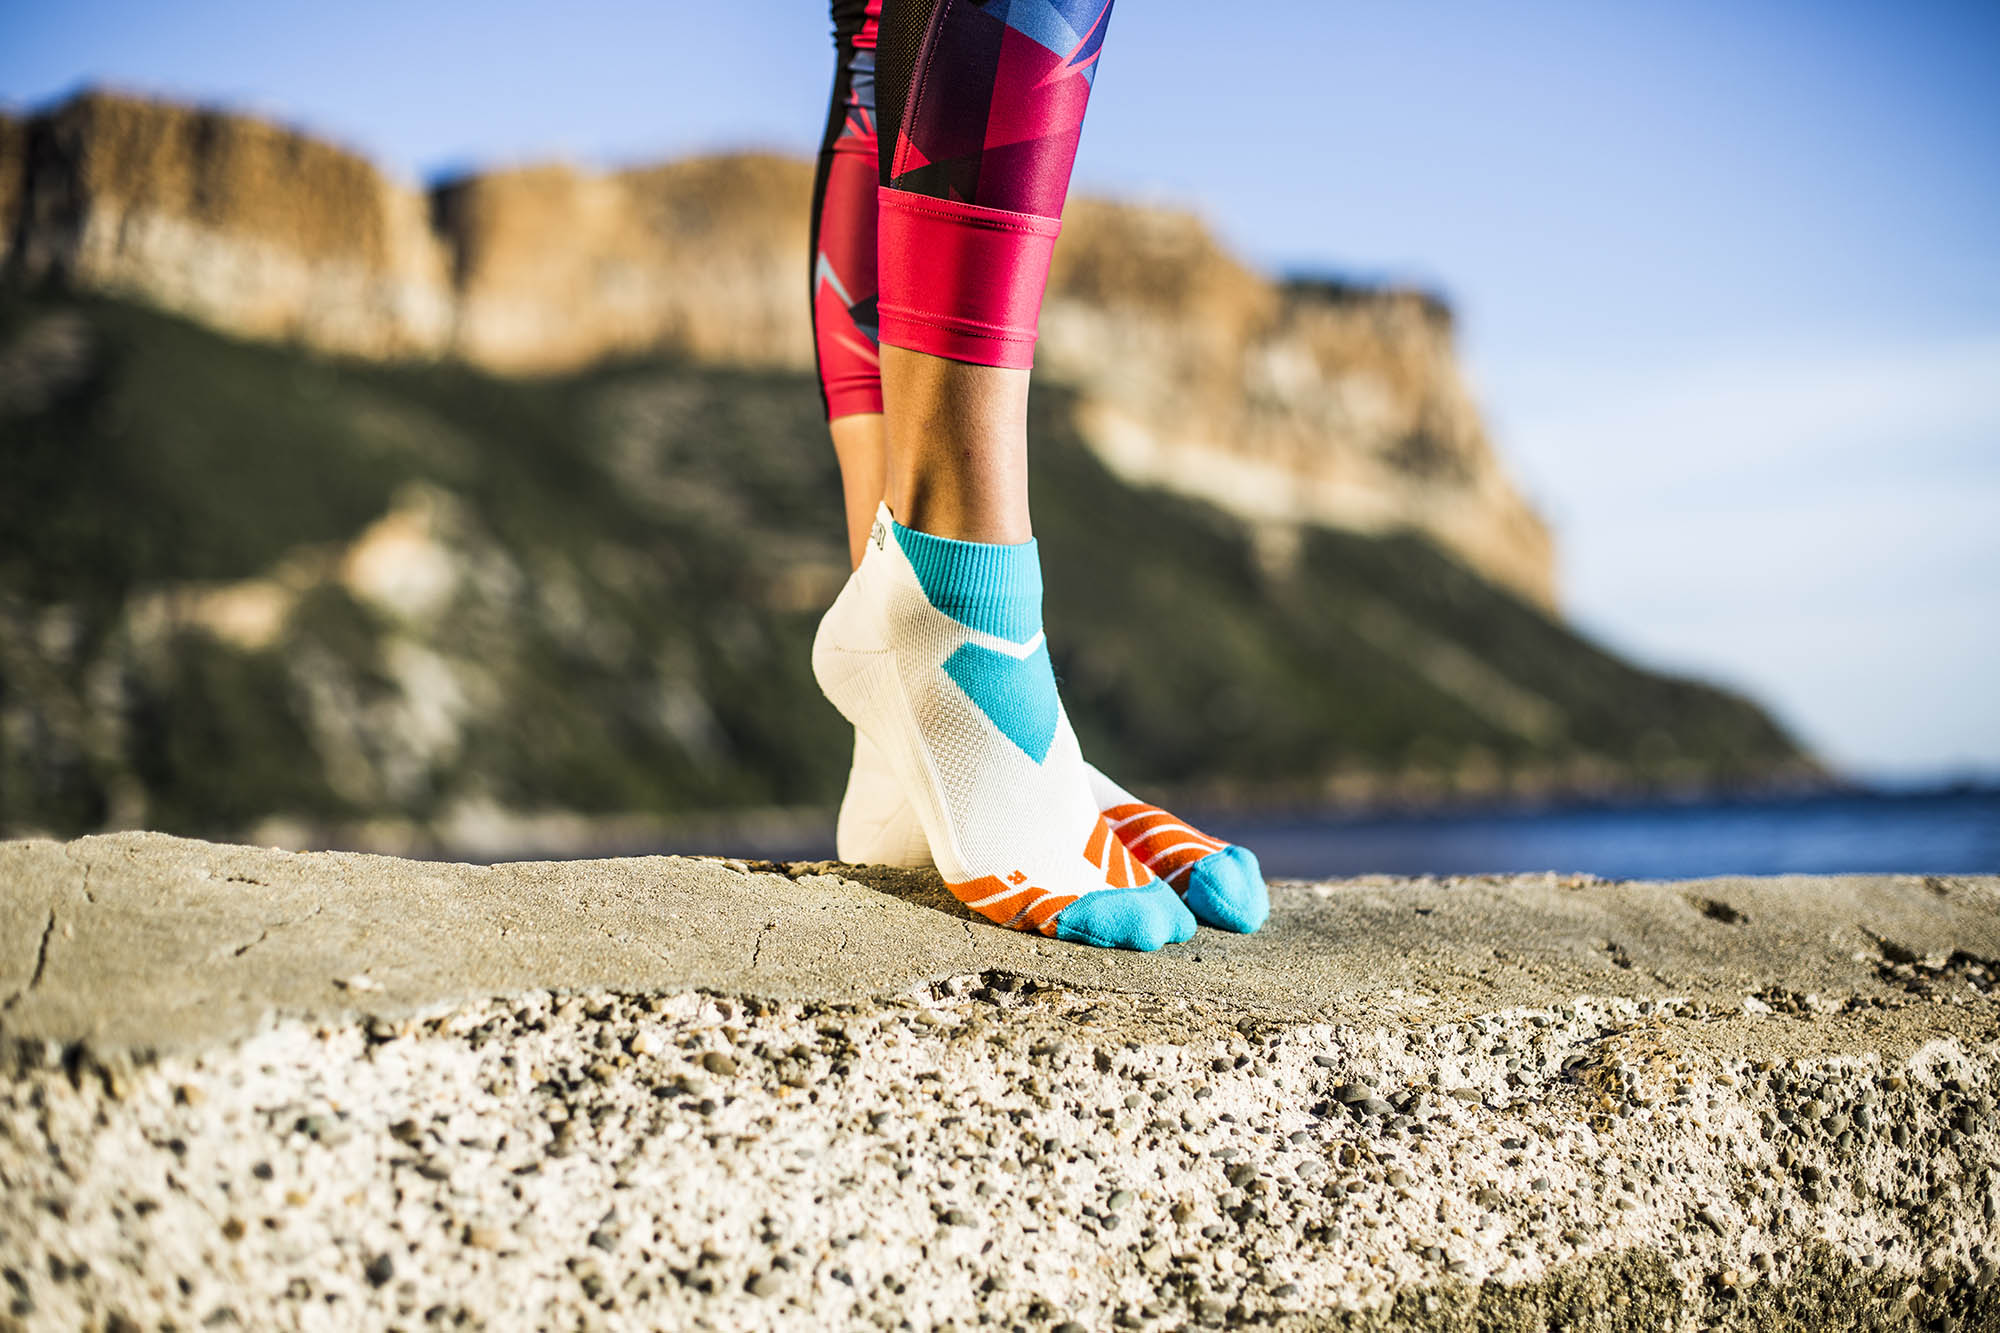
xmin=0 ymin=290 xmax=1811 ymax=841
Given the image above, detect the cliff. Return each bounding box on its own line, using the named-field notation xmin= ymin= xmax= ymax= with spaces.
xmin=0 ymin=289 xmax=1810 ymax=843
xmin=0 ymin=90 xmax=1555 ymax=608
xmin=0 ymin=92 xmax=451 ymax=357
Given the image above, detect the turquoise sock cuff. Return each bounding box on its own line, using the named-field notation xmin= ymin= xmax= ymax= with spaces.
xmin=892 ymin=520 xmax=1042 ymax=643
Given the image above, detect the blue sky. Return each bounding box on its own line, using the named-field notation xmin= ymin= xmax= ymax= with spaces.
xmin=5 ymin=0 xmax=1997 ymax=779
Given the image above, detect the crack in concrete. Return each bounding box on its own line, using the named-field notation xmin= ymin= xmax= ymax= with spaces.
xmin=5 ymin=846 xmax=97 ymax=1012
xmin=58 ymin=843 xmax=97 ymax=906
xmin=3 ymin=907 xmax=56 ymax=1012
xmin=227 ymin=906 xmax=324 ymax=960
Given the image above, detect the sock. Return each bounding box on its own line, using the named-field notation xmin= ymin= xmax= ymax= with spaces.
xmin=835 ymin=738 xmax=1269 ymax=935
xmin=814 ymin=504 xmax=1196 ymax=951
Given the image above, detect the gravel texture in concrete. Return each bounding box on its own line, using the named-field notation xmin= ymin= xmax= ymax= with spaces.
xmin=2 ymin=833 xmax=1998 ymax=1331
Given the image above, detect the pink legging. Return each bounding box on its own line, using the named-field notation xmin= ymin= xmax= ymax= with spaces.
xmin=810 ymin=0 xmax=1114 ymax=416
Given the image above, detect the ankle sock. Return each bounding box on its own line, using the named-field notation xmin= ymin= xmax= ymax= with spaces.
xmin=814 ymin=505 xmax=1196 ymax=951
xmin=835 ymin=731 xmax=1270 ymax=936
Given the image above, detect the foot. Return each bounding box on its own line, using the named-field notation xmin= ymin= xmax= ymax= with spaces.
xmin=837 ymin=730 xmax=1269 ymax=936
xmin=814 ymin=505 xmax=1196 ymax=951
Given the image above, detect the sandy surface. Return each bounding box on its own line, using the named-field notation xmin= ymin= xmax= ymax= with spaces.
xmin=2 ymin=833 xmax=1997 ymax=1331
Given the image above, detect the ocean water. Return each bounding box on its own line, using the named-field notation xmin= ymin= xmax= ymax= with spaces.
xmin=1193 ymin=785 xmax=2000 ymax=882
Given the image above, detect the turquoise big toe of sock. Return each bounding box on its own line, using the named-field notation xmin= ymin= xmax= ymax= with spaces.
xmin=1055 ymin=883 xmax=1198 ymax=951
xmin=1183 ymin=844 xmax=1269 ymax=934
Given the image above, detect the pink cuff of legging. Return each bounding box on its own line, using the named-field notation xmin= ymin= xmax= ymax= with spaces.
xmin=824 ymin=379 xmax=885 ymax=420
xmin=876 ymin=189 xmax=1061 ymax=370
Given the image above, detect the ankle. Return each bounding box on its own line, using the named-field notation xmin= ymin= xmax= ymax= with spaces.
xmin=885 ymin=485 xmax=1031 ymax=546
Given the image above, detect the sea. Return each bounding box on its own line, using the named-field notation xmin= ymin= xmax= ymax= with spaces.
xmin=1189 ymin=783 xmax=2000 ymax=882
xmin=680 ymin=782 xmax=2000 ymax=882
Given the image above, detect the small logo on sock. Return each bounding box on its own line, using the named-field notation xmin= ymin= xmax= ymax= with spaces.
xmin=1007 ymin=870 xmax=1026 ymax=885
xmin=870 ymin=520 xmax=886 ymax=551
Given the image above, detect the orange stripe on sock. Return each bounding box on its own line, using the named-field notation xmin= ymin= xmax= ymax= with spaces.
xmin=1108 ymin=806 xmax=1174 ymax=835
xmin=1083 ymin=815 xmax=1109 ymax=867
xmin=1100 ymin=799 xmax=1229 ymax=888
xmin=1003 ymin=891 xmax=1052 ymax=929
xmin=985 ymin=889 xmax=1041 ymax=925
xmin=946 ymin=875 xmax=1040 ymax=927
xmin=1116 ymin=813 xmax=1179 ymax=843
xmin=1025 ymin=893 xmax=1075 ymax=933
xmin=1148 ymin=846 xmax=1210 ymax=881
xmin=1110 ymin=809 xmax=1220 ymax=855
xmin=1130 ymin=825 xmax=1223 ymax=860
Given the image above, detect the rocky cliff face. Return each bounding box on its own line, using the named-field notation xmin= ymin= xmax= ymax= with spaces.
xmin=1 ymin=90 xmax=1555 ymax=608
xmin=1043 ymin=205 xmax=1554 ymax=606
xmin=0 ymin=92 xmax=451 ymax=357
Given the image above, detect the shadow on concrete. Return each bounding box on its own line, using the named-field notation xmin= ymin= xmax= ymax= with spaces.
xmin=772 ymin=860 xmax=974 ymax=924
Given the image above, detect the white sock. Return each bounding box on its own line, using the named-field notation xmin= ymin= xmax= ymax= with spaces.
xmin=836 ymin=731 xmax=933 ymax=868
xmin=836 ymin=735 xmax=1269 ymax=934
xmin=813 ymin=504 xmax=1195 ymax=950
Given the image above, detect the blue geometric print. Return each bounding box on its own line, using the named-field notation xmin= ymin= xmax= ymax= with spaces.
xmin=989 ymin=0 xmax=1081 ymax=56
xmin=942 ymin=639 xmax=1059 ymax=763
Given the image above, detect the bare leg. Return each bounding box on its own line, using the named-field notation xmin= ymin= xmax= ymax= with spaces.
xmin=828 ymin=349 xmax=1032 ymax=565
xmin=829 ymin=412 xmax=888 ymax=569
xmin=881 ymin=347 xmax=1032 ymax=546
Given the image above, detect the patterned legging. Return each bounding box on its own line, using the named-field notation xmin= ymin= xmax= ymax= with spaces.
xmin=810 ymin=0 xmax=1115 ymax=418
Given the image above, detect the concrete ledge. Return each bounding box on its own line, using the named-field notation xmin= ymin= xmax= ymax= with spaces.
xmin=6 ymin=833 xmax=1997 ymax=1060
xmin=2 ymin=833 xmax=1997 ymax=1330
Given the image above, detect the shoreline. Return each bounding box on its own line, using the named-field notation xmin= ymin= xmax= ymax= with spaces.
xmin=10 ymin=769 xmax=1985 ymax=873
